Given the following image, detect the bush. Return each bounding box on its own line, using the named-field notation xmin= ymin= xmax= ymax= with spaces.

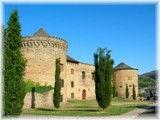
xmin=25 ymin=80 xmax=53 ymax=93
xmin=139 ymin=76 xmax=156 ymax=88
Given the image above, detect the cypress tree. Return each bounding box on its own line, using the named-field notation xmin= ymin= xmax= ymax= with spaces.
xmin=53 ymin=58 xmax=61 ymax=108
xmin=3 ymin=10 xmax=26 ymax=115
xmin=125 ymin=84 xmax=129 ymax=98
xmin=94 ymin=48 xmax=114 ymax=110
xmin=132 ymin=84 xmax=136 ymax=100
xmin=112 ymin=85 xmax=116 ymax=98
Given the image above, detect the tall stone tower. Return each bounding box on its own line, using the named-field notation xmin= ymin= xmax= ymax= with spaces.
xmin=113 ymin=62 xmax=138 ymax=98
xmin=22 ymin=28 xmax=68 ymax=102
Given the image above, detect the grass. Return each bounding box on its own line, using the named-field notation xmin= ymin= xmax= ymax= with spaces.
xmin=22 ymin=97 xmax=153 ymax=116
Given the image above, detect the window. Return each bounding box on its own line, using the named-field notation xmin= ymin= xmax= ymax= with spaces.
xmin=128 ymin=76 xmax=132 ymax=80
xmin=82 ymin=71 xmax=86 ymax=79
xmin=129 ymin=85 xmax=132 ymax=87
xmin=119 ymin=86 xmax=122 ymax=88
xmin=60 ymin=64 xmax=63 ymax=71
xmin=92 ymin=72 xmax=95 ymax=80
xmin=71 ymin=93 xmax=74 ymax=99
xmin=71 ymin=81 xmax=74 ymax=87
xmin=71 ymin=69 xmax=74 ymax=74
xmin=60 ymin=95 xmax=63 ymax=102
xmin=61 ymin=79 xmax=64 ymax=87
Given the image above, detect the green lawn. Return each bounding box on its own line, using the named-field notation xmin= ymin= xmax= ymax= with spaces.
xmin=22 ymin=97 xmax=153 ymax=116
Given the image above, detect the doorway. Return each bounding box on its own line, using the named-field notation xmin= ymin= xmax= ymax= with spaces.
xmin=82 ymin=89 xmax=86 ymax=100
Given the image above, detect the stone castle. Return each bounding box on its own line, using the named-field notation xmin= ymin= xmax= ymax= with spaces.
xmin=22 ymin=28 xmax=138 ymax=108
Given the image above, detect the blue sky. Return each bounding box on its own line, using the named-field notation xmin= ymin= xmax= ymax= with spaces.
xmin=3 ymin=3 xmax=156 ymax=74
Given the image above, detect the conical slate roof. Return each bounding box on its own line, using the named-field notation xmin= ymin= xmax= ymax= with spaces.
xmin=114 ymin=62 xmax=137 ymax=70
xmin=66 ymin=55 xmax=79 ymax=63
xmin=33 ymin=28 xmax=49 ymax=37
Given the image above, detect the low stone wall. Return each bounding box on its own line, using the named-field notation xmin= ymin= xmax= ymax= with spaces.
xmin=23 ymin=90 xmax=54 ymax=109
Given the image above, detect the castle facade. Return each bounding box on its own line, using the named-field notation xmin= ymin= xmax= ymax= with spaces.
xmin=22 ymin=28 xmax=138 ymax=108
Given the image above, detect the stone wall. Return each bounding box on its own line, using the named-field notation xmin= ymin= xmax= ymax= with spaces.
xmin=21 ymin=31 xmax=139 ymax=109
xmin=113 ymin=69 xmax=138 ymax=98
xmin=23 ymin=90 xmax=54 ymax=109
xmin=66 ymin=62 xmax=95 ymax=100
xmin=22 ymin=36 xmax=68 ymax=105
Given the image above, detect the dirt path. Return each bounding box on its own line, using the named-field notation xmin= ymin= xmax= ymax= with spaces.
xmin=120 ymin=105 xmax=158 ymax=119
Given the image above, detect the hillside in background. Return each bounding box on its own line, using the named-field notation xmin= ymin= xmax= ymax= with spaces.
xmin=138 ymin=70 xmax=157 ymax=88
xmin=140 ymin=70 xmax=158 ymax=80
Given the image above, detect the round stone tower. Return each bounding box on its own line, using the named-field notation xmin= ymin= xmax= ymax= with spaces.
xmin=113 ymin=62 xmax=138 ymax=98
xmin=22 ymin=28 xmax=68 ymax=102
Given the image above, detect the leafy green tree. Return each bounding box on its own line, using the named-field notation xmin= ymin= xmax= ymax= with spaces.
xmin=125 ymin=84 xmax=129 ymax=98
xmin=149 ymin=90 xmax=153 ymax=98
xmin=53 ymin=59 xmax=61 ymax=108
xmin=3 ymin=10 xmax=26 ymax=115
xmin=132 ymin=84 xmax=136 ymax=100
xmin=139 ymin=76 xmax=156 ymax=88
xmin=94 ymin=48 xmax=114 ymax=110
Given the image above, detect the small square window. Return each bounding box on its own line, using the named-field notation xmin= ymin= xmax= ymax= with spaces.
xmin=71 ymin=81 xmax=74 ymax=87
xmin=60 ymin=64 xmax=63 ymax=71
xmin=119 ymin=86 xmax=122 ymax=88
xmin=71 ymin=69 xmax=74 ymax=74
xmin=60 ymin=95 xmax=63 ymax=102
xmin=61 ymin=79 xmax=64 ymax=87
xmin=128 ymin=77 xmax=132 ymax=80
xmin=92 ymin=72 xmax=95 ymax=80
xmin=71 ymin=93 xmax=74 ymax=99
xmin=82 ymin=71 xmax=86 ymax=79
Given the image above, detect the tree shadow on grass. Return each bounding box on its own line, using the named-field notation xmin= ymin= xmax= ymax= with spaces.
xmin=37 ymin=108 xmax=99 ymax=112
xmin=68 ymin=106 xmax=98 ymax=109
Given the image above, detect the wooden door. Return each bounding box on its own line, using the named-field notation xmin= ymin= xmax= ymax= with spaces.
xmin=82 ymin=89 xmax=86 ymax=100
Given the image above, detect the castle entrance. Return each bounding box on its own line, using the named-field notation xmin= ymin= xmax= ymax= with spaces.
xmin=82 ymin=89 xmax=86 ymax=100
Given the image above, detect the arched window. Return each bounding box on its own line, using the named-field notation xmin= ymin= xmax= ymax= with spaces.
xmin=82 ymin=89 xmax=86 ymax=100
xmin=82 ymin=71 xmax=86 ymax=79
xmin=71 ymin=81 xmax=74 ymax=87
xmin=71 ymin=69 xmax=74 ymax=74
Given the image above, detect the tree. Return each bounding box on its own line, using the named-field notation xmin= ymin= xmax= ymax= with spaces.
xmin=94 ymin=48 xmax=114 ymax=110
xmin=3 ymin=10 xmax=26 ymax=115
xmin=112 ymin=85 xmax=116 ymax=98
xmin=132 ymin=84 xmax=136 ymax=100
xmin=53 ymin=58 xmax=61 ymax=108
xmin=125 ymin=84 xmax=129 ymax=98
xmin=138 ymin=76 xmax=155 ymax=88
xmin=149 ymin=90 xmax=153 ymax=98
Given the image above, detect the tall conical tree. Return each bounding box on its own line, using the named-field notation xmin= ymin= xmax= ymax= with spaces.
xmin=132 ymin=84 xmax=136 ymax=100
xmin=3 ymin=10 xmax=26 ymax=115
xmin=94 ymin=48 xmax=114 ymax=110
xmin=125 ymin=84 xmax=129 ymax=98
xmin=53 ymin=58 xmax=61 ymax=108
xmin=112 ymin=85 xmax=116 ymax=98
